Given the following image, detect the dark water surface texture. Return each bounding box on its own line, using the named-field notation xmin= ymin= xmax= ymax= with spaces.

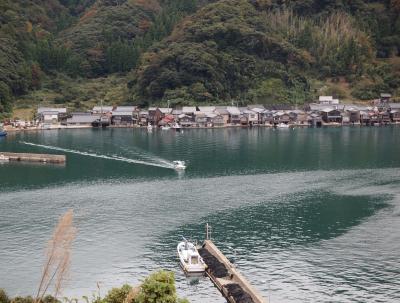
xmin=0 ymin=127 xmax=399 ymax=302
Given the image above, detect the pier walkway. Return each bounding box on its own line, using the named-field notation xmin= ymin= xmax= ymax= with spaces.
xmin=199 ymin=240 xmax=267 ymax=303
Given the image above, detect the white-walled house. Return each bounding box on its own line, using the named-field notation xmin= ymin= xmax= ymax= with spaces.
xmin=318 ymin=96 xmax=339 ymax=105
xmin=37 ymin=107 xmax=67 ymax=124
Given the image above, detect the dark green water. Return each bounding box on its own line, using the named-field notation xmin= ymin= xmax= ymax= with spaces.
xmin=0 ymin=127 xmax=399 ymax=302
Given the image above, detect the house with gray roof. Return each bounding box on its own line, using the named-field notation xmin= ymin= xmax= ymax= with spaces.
xmin=37 ymin=107 xmax=67 ymax=124
xmin=111 ymin=106 xmax=137 ymax=125
xmin=198 ymin=106 xmax=216 ymax=113
xmin=318 ymin=96 xmax=339 ymax=105
xmin=92 ymin=106 xmax=113 ymax=114
xmin=194 ymin=111 xmax=207 ymax=127
xmin=66 ymin=113 xmax=101 ymax=126
xmin=178 ymin=114 xmax=195 ymax=127
xmin=261 ymin=109 xmax=274 ymax=125
xmin=227 ymin=106 xmax=241 ymax=124
xmin=113 ymin=106 xmax=137 ymax=112
xmin=321 ymin=108 xmax=342 ymax=123
xmin=182 ymin=107 xmax=197 ymax=116
xmin=380 ymin=93 xmax=391 ymax=103
xmin=37 ymin=107 xmax=67 ymax=115
xmin=137 ymin=110 xmax=149 ymax=126
xmin=242 ymin=109 xmax=258 ymax=125
xmin=214 ymin=107 xmax=229 ymax=125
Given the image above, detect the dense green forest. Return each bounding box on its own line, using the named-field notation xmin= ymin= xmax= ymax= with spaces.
xmin=0 ymin=0 xmax=399 ymax=117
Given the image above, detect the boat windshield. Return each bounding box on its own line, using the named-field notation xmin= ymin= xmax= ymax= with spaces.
xmin=190 ymin=255 xmax=199 ymax=264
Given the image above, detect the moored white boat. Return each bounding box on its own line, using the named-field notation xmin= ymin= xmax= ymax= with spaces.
xmin=172 ymin=122 xmax=182 ymax=131
xmin=0 ymin=154 xmax=10 ymax=162
xmin=161 ymin=125 xmax=171 ymax=130
xmin=276 ymin=123 xmax=290 ymax=128
xmin=177 ymin=239 xmax=207 ymax=273
xmin=173 ymin=160 xmax=186 ymax=170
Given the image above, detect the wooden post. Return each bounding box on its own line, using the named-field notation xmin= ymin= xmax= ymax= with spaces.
xmin=206 ymin=223 xmax=212 ymax=240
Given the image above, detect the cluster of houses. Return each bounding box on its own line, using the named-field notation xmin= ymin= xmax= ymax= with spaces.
xmin=36 ymin=94 xmax=400 ymax=128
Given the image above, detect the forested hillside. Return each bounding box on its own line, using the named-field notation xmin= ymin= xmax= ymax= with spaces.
xmin=0 ymin=0 xmax=399 ymax=117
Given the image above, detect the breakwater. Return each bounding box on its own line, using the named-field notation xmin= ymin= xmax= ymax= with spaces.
xmin=0 ymin=152 xmax=66 ymax=163
xmin=199 ymin=240 xmax=267 ymax=303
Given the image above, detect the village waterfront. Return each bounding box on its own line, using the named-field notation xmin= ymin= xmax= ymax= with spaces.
xmin=3 ymin=95 xmax=400 ymax=132
xmin=1 ymin=127 xmax=400 ymax=302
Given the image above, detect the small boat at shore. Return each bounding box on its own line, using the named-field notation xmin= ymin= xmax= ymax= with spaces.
xmin=177 ymin=239 xmax=207 ymax=273
xmin=173 ymin=160 xmax=186 ymax=170
xmin=0 ymin=154 xmax=10 ymax=162
xmin=276 ymin=123 xmax=290 ymax=129
xmin=0 ymin=129 xmax=7 ymax=137
xmin=161 ymin=125 xmax=171 ymax=130
xmin=172 ymin=122 xmax=182 ymax=132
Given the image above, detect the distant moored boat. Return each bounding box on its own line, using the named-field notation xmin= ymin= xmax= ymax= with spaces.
xmin=0 ymin=154 xmax=9 ymax=162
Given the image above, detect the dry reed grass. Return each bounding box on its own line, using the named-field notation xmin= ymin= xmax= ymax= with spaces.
xmin=35 ymin=210 xmax=76 ymax=303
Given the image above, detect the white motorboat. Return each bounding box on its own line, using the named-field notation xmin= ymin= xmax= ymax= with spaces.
xmin=147 ymin=123 xmax=153 ymax=131
xmin=276 ymin=123 xmax=290 ymax=128
xmin=161 ymin=125 xmax=171 ymax=130
xmin=172 ymin=122 xmax=182 ymax=131
xmin=173 ymin=160 xmax=186 ymax=170
xmin=0 ymin=154 xmax=10 ymax=162
xmin=177 ymin=239 xmax=207 ymax=273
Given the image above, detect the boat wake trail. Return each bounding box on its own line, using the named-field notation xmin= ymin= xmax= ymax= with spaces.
xmin=20 ymin=141 xmax=175 ymax=169
xmin=119 ymin=146 xmax=174 ymax=167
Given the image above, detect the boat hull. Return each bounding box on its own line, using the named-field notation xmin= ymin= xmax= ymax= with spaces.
xmin=177 ymin=241 xmax=206 ymax=274
xmin=179 ymin=260 xmax=207 ymax=274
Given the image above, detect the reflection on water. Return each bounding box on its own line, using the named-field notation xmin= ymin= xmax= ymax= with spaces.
xmin=1 ymin=127 xmax=400 ymax=190
xmin=157 ymin=191 xmax=388 ymax=253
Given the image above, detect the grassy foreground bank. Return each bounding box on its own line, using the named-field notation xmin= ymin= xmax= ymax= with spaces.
xmin=0 ymin=270 xmax=189 ymax=303
xmin=0 ymin=210 xmax=189 ymax=303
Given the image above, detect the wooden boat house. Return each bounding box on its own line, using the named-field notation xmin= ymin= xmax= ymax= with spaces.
xmin=111 ymin=106 xmax=137 ymax=126
xmin=321 ymin=108 xmax=342 ymax=123
xmin=227 ymin=107 xmax=241 ymax=125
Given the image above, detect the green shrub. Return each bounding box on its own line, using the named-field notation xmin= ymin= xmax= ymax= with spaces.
xmin=103 ymin=285 xmax=132 ymax=303
xmin=41 ymin=296 xmax=60 ymax=303
xmin=137 ymin=271 xmax=178 ymax=303
xmin=10 ymin=296 xmax=34 ymax=303
xmin=351 ymin=79 xmax=388 ymax=100
xmin=248 ymin=78 xmax=289 ymax=104
xmin=0 ymin=271 xmax=188 ymax=303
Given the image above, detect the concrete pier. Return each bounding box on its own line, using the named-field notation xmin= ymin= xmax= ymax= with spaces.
xmin=0 ymin=152 xmax=66 ymax=164
xmin=199 ymin=240 xmax=267 ymax=303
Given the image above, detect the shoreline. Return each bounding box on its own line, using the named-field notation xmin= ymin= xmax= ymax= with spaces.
xmin=3 ymin=122 xmax=400 ymax=133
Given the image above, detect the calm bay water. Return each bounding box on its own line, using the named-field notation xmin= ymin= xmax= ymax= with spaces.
xmin=1 ymin=127 xmax=400 ymax=302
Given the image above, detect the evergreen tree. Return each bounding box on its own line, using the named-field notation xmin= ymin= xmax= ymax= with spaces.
xmin=0 ymin=82 xmax=12 ymax=114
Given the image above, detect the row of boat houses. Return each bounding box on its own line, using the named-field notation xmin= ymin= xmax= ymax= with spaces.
xmin=37 ymin=97 xmax=400 ymax=128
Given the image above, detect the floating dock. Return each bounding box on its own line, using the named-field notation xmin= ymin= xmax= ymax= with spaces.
xmin=0 ymin=152 xmax=66 ymax=164
xmin=199 ymin=239 xmax=267 ymax=303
